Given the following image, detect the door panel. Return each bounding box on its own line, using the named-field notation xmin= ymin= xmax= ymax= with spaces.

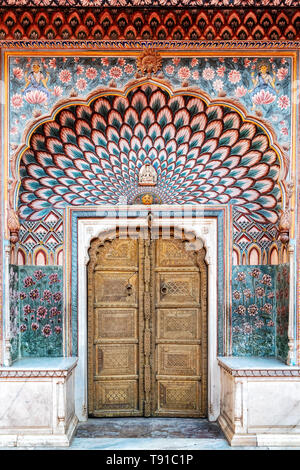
xmin=152 ymin=238 xmax=206 ymax=417
xmin=157 ymin=344 xmax=200 ymax=377
xmin=94 ymin=381 xmax=138 ymax=412
xmin=157 ymin=381 xmax=201 ymax=415
xmin=156 ymin=272 xmax=200 ymax=306
xmin=88 ymin=238 xmax=143 ymax=417
xmin=156 ymin=308 xmax=199 ymax=341
xmin=94 ymin=272 xmax=138 ymax=306
xmin=88 ymin=234 xmax=207 ymax=418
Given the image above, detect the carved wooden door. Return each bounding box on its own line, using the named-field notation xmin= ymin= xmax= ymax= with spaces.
xmin=88 ymin=235 xmax=207 ymax=418
xmin=151 ymin=238 xmax=207 ymax=417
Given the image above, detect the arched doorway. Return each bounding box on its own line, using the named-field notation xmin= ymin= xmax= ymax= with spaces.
xmin=87 ymin=228 xmax=207 ymax=418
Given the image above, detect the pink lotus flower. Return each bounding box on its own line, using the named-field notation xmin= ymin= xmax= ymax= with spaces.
xmin=101 ymin=57 xmax=109 ymax=66
xmin=124 ymin=64 xmax=134 ymax=75
xmin=109 ymin=66 xmax=122 ymax=79
xmin=13 ymin=67 xmax=23 ymax=80
xmin=100 ymin=70 xmax=107 ymax=79
xmin=277 ymin=67 xmax=288 ymax=81
xmin=172 ymin=58 xmax=181 ymax=66
xmin=278 ymin=95 xmax=290 ymax=110
xmin=59 ymin=69 xmax=71 ymax=83
xmin=11 ymin=93 xmax=23 ymax=109
xmin=76 ymin=65 xmax=84 ymax=75
xmin=235 ymin=86 xmax=247 ymax=98
xmin=191 ymin=58 xmax=198 ymax=67
xmin=86 ymin=67 xmax=97 ymax=80
xmin=217 ymin=66 xmax=225 ymax=77
xmin=202 ymin=67 xmax=215 ymax=80
xmin=178 ymin=67 xmax=190 ymax=80
xmin=252 ymin=89 xmax=276 ymax=105
xmin=53 ymin=86 xmax=63 ymax=97
xmin=118 ymin=58 xmax=126 ymax=66
xmin=228 ymin=69 xmax=241 ymax=84
xmin=24 ymin=90 xmax=48 ymax=105
xmin=244 ymin=59 xmax=251 ymax=68
xmin=281 ymin=127 xmax=288 ymax=135
xmin=213 ymin=79 xmax=223 ymax=91
xmin=165 ymin=65 xmax=174 ymax=75
xmin=49 ymin=58 xmax=56 ymax=69
xmin=192 ymin=70 xmax=199 ymax=80
xmin=76 ymin=78 xmax=87 ymax=91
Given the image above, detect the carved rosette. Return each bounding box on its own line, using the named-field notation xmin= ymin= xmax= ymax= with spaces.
xmin=136 ymin=48 xmax=162 ymax=77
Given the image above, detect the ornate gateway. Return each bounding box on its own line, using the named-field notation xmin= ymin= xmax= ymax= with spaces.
xmin=87 ymin=231 xmax=207 ymax=418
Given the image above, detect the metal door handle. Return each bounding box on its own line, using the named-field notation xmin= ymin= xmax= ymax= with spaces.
xmin=126 ymin=283 xmax=133 ymax=296
xmin=160 ymin=284 xmax=168 ymax=296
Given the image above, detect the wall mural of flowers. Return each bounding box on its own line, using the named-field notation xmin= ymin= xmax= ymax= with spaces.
xmin=232 ymin=264 xmax=289 ymax=359
xmin=276 ymin=264 xmax=289 ymax=361
xmin=9 ymin=55 xmax=291 ymax=156
xmin=9 ymin=265 xmax=19 ymax=362
xmin=16 ymin=266 xmax=63 ymax=357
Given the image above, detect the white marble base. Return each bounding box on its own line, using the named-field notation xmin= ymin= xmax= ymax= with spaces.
xmin=0 ymin=358 xmax=78 ymax=447
xmin=218 ymin=357 xmax=300 ymax=447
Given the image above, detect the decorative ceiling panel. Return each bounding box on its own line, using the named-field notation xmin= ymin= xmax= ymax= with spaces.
xmin=0 ymin=1 xmax=298 ymax=6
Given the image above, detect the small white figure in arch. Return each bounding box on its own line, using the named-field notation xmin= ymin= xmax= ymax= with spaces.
xmin=139 ymin=163 xmax=157 ymax=186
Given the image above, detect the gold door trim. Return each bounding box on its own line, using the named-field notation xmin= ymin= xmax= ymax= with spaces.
xmin=87 ymin=227 xmax=207 ymax=418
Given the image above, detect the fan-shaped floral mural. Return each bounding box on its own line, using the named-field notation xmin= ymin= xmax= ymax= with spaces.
xmin=18 ymin=82 xmax=282 ymax=225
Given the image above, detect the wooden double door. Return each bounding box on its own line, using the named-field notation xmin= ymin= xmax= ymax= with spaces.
xmin=88 ymin=233 xmax=207 ymax=417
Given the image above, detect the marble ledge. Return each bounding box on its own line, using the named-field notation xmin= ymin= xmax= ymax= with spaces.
xmin=218 ymin=356 xmax=300 ymax=377
xmin=0 ymin=357 xmax=78 ymax=378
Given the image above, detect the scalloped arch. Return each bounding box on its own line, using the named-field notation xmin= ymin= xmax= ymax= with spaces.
xmin=15 ymin=79 xmax=285 ymax=224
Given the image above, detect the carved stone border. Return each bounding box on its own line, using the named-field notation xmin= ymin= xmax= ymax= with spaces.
xmin=218 ymin=359 xmax=300 ymax=377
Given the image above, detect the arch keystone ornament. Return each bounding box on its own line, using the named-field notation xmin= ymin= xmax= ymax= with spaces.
xmin=136 ymin=48 xmax=162 ymax=78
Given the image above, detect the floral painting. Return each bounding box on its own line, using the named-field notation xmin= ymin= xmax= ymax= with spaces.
xmin=232 ymin=264 xmax=289 ymax=358
xmin=17 ymin=266 xmax=63 ymax=357
xmin=9 ymin=55 xmax=291 ymax=155
xmin=9 ymin=265 xmax=19 ymax=362
xmin=276 ymin=264 xmax=289 ymax=361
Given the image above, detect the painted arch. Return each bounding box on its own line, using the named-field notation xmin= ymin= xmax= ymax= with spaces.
xmin=15 ymin=79 xmax=285 ymax=224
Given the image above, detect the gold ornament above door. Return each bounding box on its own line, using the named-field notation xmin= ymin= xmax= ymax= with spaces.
xmin=87 ymin=230 xmax=207 ymax=418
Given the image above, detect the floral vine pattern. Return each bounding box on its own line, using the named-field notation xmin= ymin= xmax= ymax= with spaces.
xmin=17 ymin=266 xmax=63 ymax=357
xmin=232 ymin=264 xmax=289 ymax=358
xmin=276 ymin=264 xmax=289 ymax=361
xmin=9 ymin=265 xmax=19 ymax=362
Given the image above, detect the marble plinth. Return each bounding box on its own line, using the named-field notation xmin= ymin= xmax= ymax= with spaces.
xmin=0 ymin=357 xmax=78 ymax=447
xmin=218 ymin=357 xmax=300 ymax=447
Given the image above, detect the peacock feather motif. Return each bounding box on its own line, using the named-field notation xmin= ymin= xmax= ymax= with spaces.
xmin=19 ymin=84 xmax=281 ymax=224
